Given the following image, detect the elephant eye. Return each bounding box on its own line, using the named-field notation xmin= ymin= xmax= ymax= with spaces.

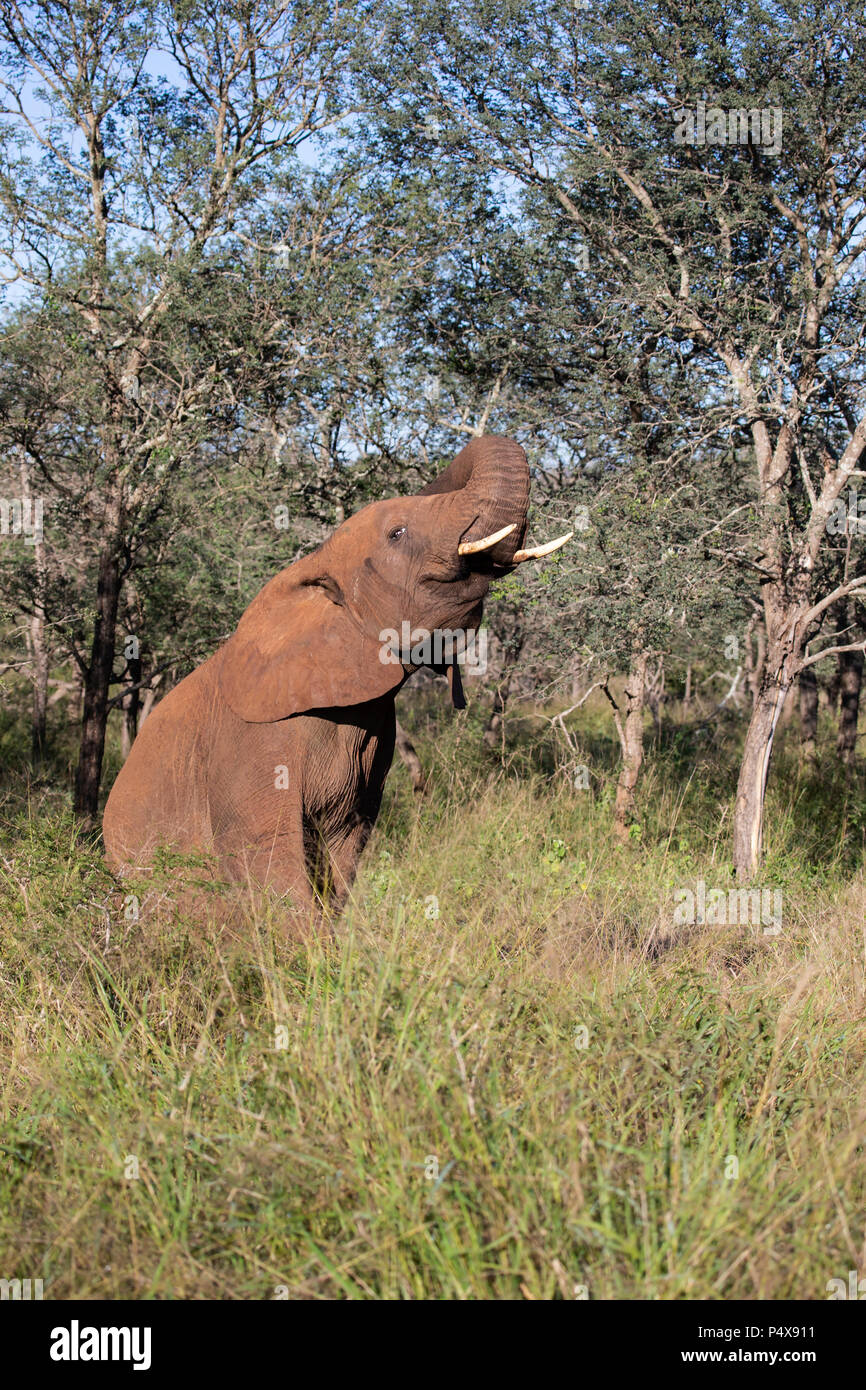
xmin=388 ymin=525 xmax=407 ymax=541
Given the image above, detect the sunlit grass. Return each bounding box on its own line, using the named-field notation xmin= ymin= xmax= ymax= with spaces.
xmin=1 ymin=699 xmax=865 ymax=1298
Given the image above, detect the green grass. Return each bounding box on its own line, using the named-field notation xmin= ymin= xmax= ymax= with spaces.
xmin=1 ymin=697 xmax=865 ymax=1299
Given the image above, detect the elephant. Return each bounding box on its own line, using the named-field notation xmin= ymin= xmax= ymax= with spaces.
xmin=103 ymin=435 xmax=571 ymax=919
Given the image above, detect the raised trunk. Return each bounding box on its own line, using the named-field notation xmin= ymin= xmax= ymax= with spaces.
xmin=417 ymin=436 xmax=530 ymax=564
xmin=798 ymin=666 xmax=818 ymax=760
xmin=613 ymin=651 xmax=648 ymax=840
xmin=836 ymin=647 xmax=863 ymax=767
xmin=73 ymin=541 xmax=121 ymax=821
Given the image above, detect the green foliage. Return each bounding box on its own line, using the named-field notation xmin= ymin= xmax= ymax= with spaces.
xmin=358 ymin=0 xmax=866 ymax=685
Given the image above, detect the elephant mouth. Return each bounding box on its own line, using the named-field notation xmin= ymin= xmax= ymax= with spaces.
xmin=457 ymin=520 xmax=573 ymax=568
xmin=457 ymin=521 xmax=519 ymax=556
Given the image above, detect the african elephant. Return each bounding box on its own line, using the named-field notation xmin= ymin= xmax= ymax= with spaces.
xmin=103 ymin=435 xmax=570 ymax=917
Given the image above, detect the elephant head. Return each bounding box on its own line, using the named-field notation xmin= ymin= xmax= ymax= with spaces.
xmin=217 ymin=435 xmax=571 ymax=721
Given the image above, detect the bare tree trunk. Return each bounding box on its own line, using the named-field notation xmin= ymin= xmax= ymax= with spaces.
xmin=120 ymin=650 xmax=142 ymax=761
xmin=121 ymin=675 xmax=161 ymax=758
xmin=743 ymin=613 xmax=766 ymax=709
xmin=613 ymin=651 xmax=648 ymax=840
xmin=73 ymin=527 xmax=122 ymax=822
xmin=733 ymin=616 xmax=799 ymax=880
xmin=727 ymin=333 xmax=866 ymax=878
xmin=798 ymin=666 xmax=818 ymax=760
xmin=682 ymin=663 xmax=692 ymax=712
xmin=139 ymin=680 xmax=160 ymax=725
xmin=395 ymin=718 xmax=426 ymax=794
xmin=19 ymin=456 xmax=48 ymax=766
xmin=120 ymin=693 xmax=136 ymax=761
xmin=483 ymin=684 xmax=506 ymax=750
xmin=836 ymin=647 xmax=863 ymax=767
xmin=570 ymin=656 xmax=585 ymax=702
xmin=733 ymin=673 xmax=790 ymax=879
xmin=732 ymin=488 xmax=814 ymax=879
xmin=778 ymin=683 xmax=797 ymax=730
xmin=71 ymin=662 xmax=85 ymax=725
xmin=645 ymin=657 xmax=664 ymax=745
xmin=824 ymin=661 xmax=841 ymax=712
xmin=30 ymin=561 xmax=48 ymax=766
xmin=482 ymin=616 xmax=525 ymax=757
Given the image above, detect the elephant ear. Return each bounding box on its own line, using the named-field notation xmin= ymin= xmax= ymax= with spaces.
xmin=217 ymin=564 xmax=403 ymax=722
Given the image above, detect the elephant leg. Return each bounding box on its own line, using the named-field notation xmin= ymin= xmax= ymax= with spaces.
xmin=321 ymin=819 xmax=376 ymax=912
xmin=212 ymin=817 xmax=321 ymax=921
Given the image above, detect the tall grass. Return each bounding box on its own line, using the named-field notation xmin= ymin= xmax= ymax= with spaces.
xmin=1 ymin=698 xmax=865 ymax=1298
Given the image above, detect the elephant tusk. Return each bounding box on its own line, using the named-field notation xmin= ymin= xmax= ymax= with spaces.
xmin=457 ymin=523 xmax=517 ymax=556
xmin=511 ymin=531 xmax=574 ymax=563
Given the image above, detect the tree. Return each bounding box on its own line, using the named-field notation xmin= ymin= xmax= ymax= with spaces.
xmin=358 ymin=31 xmax=748 ymax=831
xmin=364 ymin=0 xmax=866 ymax=875
xmin=0 ymin=0 xmax=372 ymax=818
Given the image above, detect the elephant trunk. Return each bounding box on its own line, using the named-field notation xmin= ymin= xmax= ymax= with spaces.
xmin=417 ymin=435 xmax=530 ymax=566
